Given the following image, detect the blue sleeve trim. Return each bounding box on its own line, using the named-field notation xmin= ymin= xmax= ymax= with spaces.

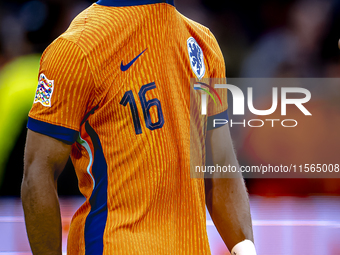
xmin=27 ymin=117 xmax=79 ymax=145
xmin=207 ymin=109 xmax=229 ymax=131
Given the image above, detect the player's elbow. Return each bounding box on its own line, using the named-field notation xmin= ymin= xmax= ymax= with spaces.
xmin=21 ymin=159 xmax=56 ymax=202
xmin=21 ymin=164 xmax=37 ymax=202
xmin=21 ymin=175 xmax=31 ymax=205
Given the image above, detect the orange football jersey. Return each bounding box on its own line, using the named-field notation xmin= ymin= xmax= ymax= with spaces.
xmin=28 ymin=0 xmax=228 ymax=254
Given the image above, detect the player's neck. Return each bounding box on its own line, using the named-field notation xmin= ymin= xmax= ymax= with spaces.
xmin=96 ymin=0 xmax=175 ymax=7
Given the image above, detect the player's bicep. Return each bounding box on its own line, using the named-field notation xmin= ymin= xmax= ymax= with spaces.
xmin=24 ymin=129 xmax=71 ymax=183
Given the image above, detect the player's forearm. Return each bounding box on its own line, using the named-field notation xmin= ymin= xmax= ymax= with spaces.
xmin=206 ymin=176 xmax=254 ymax=251
xmin=205 ymin=125 xmax=254 ymax=250
xmin=21 ymin=164 xmax=62 ymax=255
xmin=205 ymin=141 xmax=254 ymax=251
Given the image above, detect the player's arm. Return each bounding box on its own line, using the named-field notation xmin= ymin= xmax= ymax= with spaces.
xmin=21 ymin=129 xmax=71 ymax=255
xmin=205 ymin=124 xmax=255 ymax=254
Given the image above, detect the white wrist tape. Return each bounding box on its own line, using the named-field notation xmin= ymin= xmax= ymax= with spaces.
xmin=230 ymin=240 xmax=257 ymax=255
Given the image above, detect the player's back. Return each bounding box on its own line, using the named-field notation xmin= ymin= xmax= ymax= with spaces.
xmin=28 ymin=0 xmax=227 ymax=254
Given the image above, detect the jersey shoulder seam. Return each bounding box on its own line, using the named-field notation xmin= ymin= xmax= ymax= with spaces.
xmin=53 ymin=36 xmax=99 ymax=106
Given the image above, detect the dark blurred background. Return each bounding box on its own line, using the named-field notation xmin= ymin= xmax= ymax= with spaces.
xmin=1 ymin=0 xmax=340 ymax=196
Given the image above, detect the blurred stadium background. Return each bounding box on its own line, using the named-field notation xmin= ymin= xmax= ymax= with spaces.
xmin=0 ymin=0 xmax=340 ymax=254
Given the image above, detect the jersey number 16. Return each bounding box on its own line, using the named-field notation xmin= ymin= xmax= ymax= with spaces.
xmin=120 ymin=82 xmax=165 ymax=135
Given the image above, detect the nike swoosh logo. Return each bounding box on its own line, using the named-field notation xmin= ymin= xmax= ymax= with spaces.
xmin=121 ymin=48 xmax=147 ymax=72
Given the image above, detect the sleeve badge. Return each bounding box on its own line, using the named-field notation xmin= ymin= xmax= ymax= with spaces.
xmin=187 ymin=37 xmax=206 ymax=80
xmin=34 ymin=73 xmax=54 ymax=107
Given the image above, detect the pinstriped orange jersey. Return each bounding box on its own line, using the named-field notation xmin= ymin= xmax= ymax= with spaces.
xmin=28 ymin=0 xmax=228 ymax=254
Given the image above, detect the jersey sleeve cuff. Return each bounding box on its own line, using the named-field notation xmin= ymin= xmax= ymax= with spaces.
xmin=207 ymin=109 xmax=229 ymax=131
xmin=27 ymin=117 xmax=79 ymax=144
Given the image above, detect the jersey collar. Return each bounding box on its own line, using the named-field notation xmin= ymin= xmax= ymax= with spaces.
xmin=96 ymin=0 xmax=175 ymax=7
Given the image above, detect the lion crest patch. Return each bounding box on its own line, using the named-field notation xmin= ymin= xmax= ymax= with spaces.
xmin=187 ymin=37 xmax=206 ymax=80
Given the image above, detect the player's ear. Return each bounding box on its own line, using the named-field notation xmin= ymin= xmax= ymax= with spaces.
xmin=338 ymin=39 xmax=340 ymax=50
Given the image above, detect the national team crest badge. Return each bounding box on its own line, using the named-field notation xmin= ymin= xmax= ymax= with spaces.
xmin=187 ymin=37 xmax=206 ymax=80
xmin=34 ymin=73 xmax=54 ymax=107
